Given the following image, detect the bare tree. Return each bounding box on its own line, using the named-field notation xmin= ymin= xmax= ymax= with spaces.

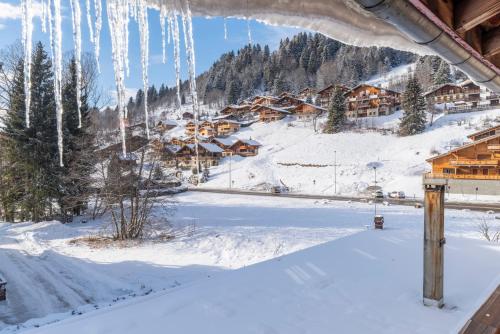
xmin=98 ymin=148 xmax=174 ymax=240
xmin=478 ymin=219 xmax=500 ymax=243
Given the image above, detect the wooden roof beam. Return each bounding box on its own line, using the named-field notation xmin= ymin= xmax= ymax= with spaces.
xmin=484 ymin=27 xmax=500 ymax=59
xmin=455 ymin=0 xmax=500 ymax=34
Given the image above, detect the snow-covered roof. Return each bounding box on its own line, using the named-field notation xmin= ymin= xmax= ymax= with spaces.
xmin=165 ymin=145 xmax=181 ymax=153
xmin=215 ymin=119 xmax=240 ymax=124
xmin=212 ymin=137 xmax=237 ymax=146
xmin=232 ymin=139 xmax=262 ymax=147
xmin=254 ymin=105 xmax=291 ymax=114
xmin=423 ymin=83 xmax=462 ymax=96
xmin=187 ymin=143 xmax=224 ymax=153
xmin=426 ymin=133 xmax=500 ymax=162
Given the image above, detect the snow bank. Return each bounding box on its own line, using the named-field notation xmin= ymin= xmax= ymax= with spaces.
xmin=17 ymin=193 xmax=500 ymax=334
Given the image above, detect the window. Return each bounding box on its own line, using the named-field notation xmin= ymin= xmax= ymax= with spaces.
xmin=443 ymin=168 xmax=455 ymax=174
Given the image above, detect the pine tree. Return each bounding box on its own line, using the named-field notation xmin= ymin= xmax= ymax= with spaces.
xmin=399 ymin=76 xmax=427 ymax=136
xmin=0 ymin=42 xmax=58 ymax=222
xmin=433 ymin=60 xmax=451 ymax=85
xmin=325 ymin=87 xmax=346 ymax=133
xmin=59 ymin=57 xmax=96 ymax=216
xmin=226 ymin=80 xmax=240 ymax=105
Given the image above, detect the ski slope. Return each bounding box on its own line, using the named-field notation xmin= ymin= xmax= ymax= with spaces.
xmin=6 ymin=192 xmax=499 ymax=334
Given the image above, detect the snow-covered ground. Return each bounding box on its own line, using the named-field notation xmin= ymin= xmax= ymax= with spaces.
xmin=0 ymin=192 xmax=499 ymax=333
xmin=196 ymin=108 xmax=500 ymax=201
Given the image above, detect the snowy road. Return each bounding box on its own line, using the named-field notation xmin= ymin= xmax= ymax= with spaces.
xmin=0 ymin=226 xmax=131 ymax=327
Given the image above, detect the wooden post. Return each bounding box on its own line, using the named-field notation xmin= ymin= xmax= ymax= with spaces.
xmin=423 ymin=180 xmax=447 ymax=308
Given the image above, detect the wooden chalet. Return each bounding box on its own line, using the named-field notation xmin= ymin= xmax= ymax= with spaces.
xmin=215 ymin=119 xmax=240 ymax=136
xmin=191 ymin=143 xmax=224 ymax=167
xmin=163 ymin=144 xmax=182 ymax=167
xmin=297 ymin=87 xmax=316 ymax=100
xmin=251 ymin=96 xmax=279 ymax=107
xmin=220 ymin=104 xmax=252 ymax=117
xmin=423 ymin=83 xmax=464 ymax=105
xmin=255 ymin=105 xmax=291 ymax=122
xmin=467 ymin=125 xmax=500 ymax=141
xmin=345 ymin=84 xmax=400 ymax=118
xmin=426 ymin=132 xmax=500 ymax=180
xmin=230 ymin=139 xmax=262 ymax=157
xmin=185 ymin=121 xmax=196 ymax=135
xmin=98 ymin=136 xmax=149 ymax=161
xmin=292 ymin=102 xmax=326 ymax=120
xmin=274 ymin=95 xmax=304 ymax=108
xmin=199 ymin=126 xmax=215 ymax=137
xmin=182 ymin=112 xmax=194 ymax=120
xmin=211 ymin=137 xmax=236 ymax=156
xmin=155 ymin=120 xmax=177 ymax=135
xmin=316 ymin=84 xmax=350 ymax=108
xmin=459 ymin=80 xmax=481 ymax=107
xmin=200 ymin=120 xmax=214 ymax=129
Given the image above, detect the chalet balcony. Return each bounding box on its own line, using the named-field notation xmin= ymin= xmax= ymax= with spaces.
xmin=487 ymin=144 xmax=500 ymax=151
xmin=449 ymin=159 xmax=499 ymax=166
xmin=424 ymin=172 xmax=500 ymax=181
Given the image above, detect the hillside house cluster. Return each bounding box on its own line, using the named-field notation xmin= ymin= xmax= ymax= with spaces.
xmin=423 ymin=80 xmax=499 ymax=113
xmin=163 ymin=137 xmax=261 ymax=169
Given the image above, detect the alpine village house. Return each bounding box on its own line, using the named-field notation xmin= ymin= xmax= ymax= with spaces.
xmin=425 ymin=125 xmax=500 ymax=195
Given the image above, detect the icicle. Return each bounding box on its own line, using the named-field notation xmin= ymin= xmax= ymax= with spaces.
xmin=137 ymin=0 xmax=150 ymax=139
xmin=51 ymin=0 xmax=64 ymax=166
xmin=224 ymin=18 xmax=227 ymax=40
xmin=70 ymin=0 xmax=83 ymax=128
xmin=21 ymin=0 xmax=33 ymax=128
xmin=167 ymin=12 xmax=172 ymax=44
xmin=167 ymin=13 xmax=173 ymax=45
xmin=181 ymin=1 xmax=200 ymax=178
xmin=85 ymin=0 xmax=94 ymax=43
xmin=247 ymin=18 xmax=252 ymax=45
xmin=47 ymin=0 xmax=53 ymax=58
xmin=172 ymin=14 xmax=181 ymax=106
xmin=160 ymin=5 xmax=166 ymax=64
xmin=93 ymin=0 xmax=102 ymax=73
xmin=107 ymin=0 xmax=129 ymax=156
xmin=41 ymin=0 xmax=47 ymax=33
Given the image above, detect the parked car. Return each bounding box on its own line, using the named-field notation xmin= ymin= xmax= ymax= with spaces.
xmin=389 ymin=191 xmax=405 ymax=199
xmin=372 ymin=190 xmax=384 ymax=199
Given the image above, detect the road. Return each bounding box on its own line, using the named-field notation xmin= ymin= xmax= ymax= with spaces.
xmin=188 ymin=187 xmax=500 ymax=212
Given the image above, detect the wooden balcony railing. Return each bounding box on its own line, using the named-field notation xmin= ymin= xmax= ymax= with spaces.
xmin=450 ymin=159 xmax=499 ymax=166
xmin=487 ymin=144 xmax=500 ymax=151
xmin=424 ymin=172 xmax=500 ymax=180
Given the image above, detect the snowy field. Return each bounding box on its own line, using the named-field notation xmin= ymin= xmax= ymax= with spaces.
xmin=191 ymin=108 xmax=500 ymax=201
xmin=0 ymin=192 xmax=499 ymax=333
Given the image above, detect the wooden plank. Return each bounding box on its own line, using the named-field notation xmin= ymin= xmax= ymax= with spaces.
xmin=461 ymin=285 xmax=500 ymax=334
xmin=483 ymin=27 xmax=500 ymax=58
xmin=426 ymin=0 xmax=454 ymax=28
xmin=465 ymin=27 xmax=483 ymax=54
xmin=455 ymin=0 xmax=500 ymax=34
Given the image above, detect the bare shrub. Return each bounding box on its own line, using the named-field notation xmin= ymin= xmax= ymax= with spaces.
xmin=478 ymin=219 xmax=500 ymax=243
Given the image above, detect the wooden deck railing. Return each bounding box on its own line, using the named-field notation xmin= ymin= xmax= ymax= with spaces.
xmin=450 ymin=159 xmax=499 ymax=166
xmin=424 ymin=172 xmax=500 ymax=180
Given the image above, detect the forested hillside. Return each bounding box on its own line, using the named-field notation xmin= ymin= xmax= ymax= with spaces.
xmin=121 ymin=32 xmax=416 ymax=124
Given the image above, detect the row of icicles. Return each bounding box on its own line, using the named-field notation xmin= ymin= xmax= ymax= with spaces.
xmin=21 ymin=0 xmax=253 ymax=167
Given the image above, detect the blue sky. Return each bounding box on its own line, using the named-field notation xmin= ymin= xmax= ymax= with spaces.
xmin=0 ymin=0 xmax=302 ymax=101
